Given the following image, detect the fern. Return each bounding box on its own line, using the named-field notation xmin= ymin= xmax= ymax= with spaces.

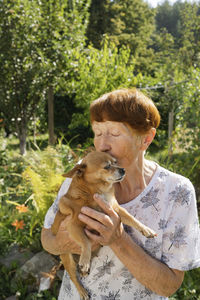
xmin=22 ymin=147 xmax=64 ymax=219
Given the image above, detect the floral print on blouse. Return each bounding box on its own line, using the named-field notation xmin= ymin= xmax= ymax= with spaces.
xmin=44 ymin=164 xmax=200 ymax=300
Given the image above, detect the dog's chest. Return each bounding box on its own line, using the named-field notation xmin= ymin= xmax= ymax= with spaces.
xmin=103 ymin=193 xmax=116 ymax=206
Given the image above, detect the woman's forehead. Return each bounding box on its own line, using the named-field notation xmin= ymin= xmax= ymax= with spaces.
xmin=92 ymin=121 xmax=128 ymax=131
xmin=92 ymin=121 xmax=133 ymax=135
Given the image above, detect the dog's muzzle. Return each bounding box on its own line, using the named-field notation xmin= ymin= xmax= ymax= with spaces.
xmin=115 ymin=167 xmax=125 ymax=181
xmin=119 ymin=168 xmax=125 ymax=176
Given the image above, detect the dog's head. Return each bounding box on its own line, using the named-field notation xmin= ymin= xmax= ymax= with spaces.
xmin=64 ymin=151 xmax=125 ymax=186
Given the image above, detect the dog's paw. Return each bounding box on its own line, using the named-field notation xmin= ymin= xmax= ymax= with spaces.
xmin=79 ymin=286 xmax=90 ymax=300
xmin=141 ymin=226 xmax=157 ymax=238
xmin=78 ymin=262 xmax=90 ymax=276
xmin=79 ymin=253 xmax=91 ymax=276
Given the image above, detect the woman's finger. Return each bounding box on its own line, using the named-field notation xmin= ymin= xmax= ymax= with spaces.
xmin=78 ymin=211 xmax=108 ymax=232
xmin=80 ymin=206 xmax=113 ymax=226
xmin=93 ymin=193 xmax=115 ymax=215
xmin=84 ymin=228 xmax=103 ymax=244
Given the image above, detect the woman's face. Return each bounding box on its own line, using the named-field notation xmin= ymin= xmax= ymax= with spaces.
xmin=92 ymin=121 xmax=143 ymax=168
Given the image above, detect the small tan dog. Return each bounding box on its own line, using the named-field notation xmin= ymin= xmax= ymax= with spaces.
xmin=51 ymin=151 xmax=156 ymax=300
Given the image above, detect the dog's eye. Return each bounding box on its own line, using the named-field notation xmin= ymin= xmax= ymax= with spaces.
xmin=104 ymin=164 xmax=111 ymax=170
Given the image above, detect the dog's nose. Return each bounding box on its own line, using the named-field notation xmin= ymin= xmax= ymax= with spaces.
xmin=119 ymin=168 xmax=125 ymax=176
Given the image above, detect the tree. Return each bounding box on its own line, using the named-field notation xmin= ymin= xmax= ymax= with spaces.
xmin=86 ymin=0 xmax=108 ymax=48
xmin=0 ymin=1 xmax=46 ymax=154
xmin=155 ymin=1 xmax=200 ymax=70
xmin=155 ymin=0 xmax=183 ymax=39
xmin=36 ymin=0 xmax=91 ymax=145
xmin=175 ymin=67 xmax=200 ymax=152
xmin=86 ymin=0 xmax=156 ymax=74
xmin=177 ymin=2 xmax=200 ymax=69
xmin=149 ymin=0 xmax=200 ymax=153
xmin=63 ymin=40 xmax=142 ymax=142
xmin=0 ymin=0 xmax=91 ymax=154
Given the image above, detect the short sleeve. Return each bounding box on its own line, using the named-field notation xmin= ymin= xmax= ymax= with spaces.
xmin=43 ymin=178 xmax=72 ymax=229
xmin=161 ymin=179 xmax=200 ymax=271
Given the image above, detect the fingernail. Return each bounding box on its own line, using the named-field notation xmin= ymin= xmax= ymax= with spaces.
xmin=81 ymin=207 xmax=86 ymax=213
xmin=94 ymin=193 xmax=101 ymax=199
xmin=78 ymin=213 xmax=83 ymax=220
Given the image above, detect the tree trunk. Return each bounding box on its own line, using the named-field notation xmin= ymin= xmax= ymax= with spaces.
xmin=48 ymin=86 xmax=55 ymax=145
xmin=16 ymin=118 xmax=27 ymax=156
xmin=19 ymin=127 xmax=27 ymax=155
xmin=33 ymin=113 xmax=37 ymax=145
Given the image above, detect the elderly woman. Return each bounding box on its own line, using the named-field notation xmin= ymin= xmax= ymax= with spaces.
xmin=41 ymin=89 xmax=200 ymax=300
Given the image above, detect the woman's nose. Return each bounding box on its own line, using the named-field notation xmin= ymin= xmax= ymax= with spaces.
xmin=96 ymin=136 xmax=111 ymax=152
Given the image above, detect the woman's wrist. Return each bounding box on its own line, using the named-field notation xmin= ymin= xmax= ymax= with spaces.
xmin=109 ymin=223 xmax=127 ymax=248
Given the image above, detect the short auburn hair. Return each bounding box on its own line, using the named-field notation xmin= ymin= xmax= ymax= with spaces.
xmin=90 ymin=88 xmax=160 ymax=134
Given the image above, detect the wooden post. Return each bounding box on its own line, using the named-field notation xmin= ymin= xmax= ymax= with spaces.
xmin=168 ymin=110 xmax=174 ymax=155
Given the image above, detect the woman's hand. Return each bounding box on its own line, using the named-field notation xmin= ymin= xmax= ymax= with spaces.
xmin=78 ymin=194 xmax=124 ymax=246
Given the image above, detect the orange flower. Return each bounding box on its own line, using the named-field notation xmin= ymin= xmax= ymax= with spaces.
xmin=16 ymin=204 xmax=29 ymax=213
xmin=12 ymin=220 xmax=25 ymax=231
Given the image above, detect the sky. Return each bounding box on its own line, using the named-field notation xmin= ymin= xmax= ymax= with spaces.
xmin=145 ymin=0 xmax=170 ymax=6
xmin=146 ymin=0 xmax=196 ymax=7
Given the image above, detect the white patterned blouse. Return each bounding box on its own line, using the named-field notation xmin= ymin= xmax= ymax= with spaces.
xmin=44 ymin=163 xmax=200 ymax=300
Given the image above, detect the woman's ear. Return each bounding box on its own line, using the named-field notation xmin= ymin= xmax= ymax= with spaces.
xmin=141 ymin=128 xmax=156 ymax=150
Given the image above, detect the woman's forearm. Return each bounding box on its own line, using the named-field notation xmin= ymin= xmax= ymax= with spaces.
xmin=41 ymin=227 xmax=82 ymax=255
xmin=41 ymin=227 xmax=99 ymax=256
xmin=110 ymin=230 xmax=184 ymax=297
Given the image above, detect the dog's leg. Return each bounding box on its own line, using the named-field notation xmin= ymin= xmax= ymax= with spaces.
xmin=60 ymin=252 xmax=89 ymax=300
xmin=59 ymin=197 xmax=74 ymax=216
xmin=116 ymin=205 xmax=156 ymax=238
xmin=69 ymin=225 xmax=92 ymax=276
xmin=51 ymin=211 xmax=66 ymax=235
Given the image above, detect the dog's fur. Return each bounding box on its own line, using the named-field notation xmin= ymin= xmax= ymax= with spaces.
xmin=51 ymin=151 xmax=156 ymax=300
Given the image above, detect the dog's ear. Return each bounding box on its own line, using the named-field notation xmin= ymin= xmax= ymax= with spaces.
xmin=62 ymin=163 xmax=87 ymax=178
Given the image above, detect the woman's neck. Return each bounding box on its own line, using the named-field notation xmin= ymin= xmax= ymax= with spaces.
xmin=114 ymin=156 xmax=157 ymax=204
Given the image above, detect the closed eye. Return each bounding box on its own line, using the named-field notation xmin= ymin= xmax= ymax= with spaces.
xmin=95 ymin=133 xmax=102 ymax=137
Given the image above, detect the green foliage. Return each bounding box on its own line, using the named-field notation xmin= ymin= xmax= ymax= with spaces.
xmin=87 ymin=0 xmax=156 ymax=74
xmin=86 ymin=0 xmax=108 ymax=48
xmin=170 ymin=268 xmax=200 ymax=299
xmin=155 ymin=0 xmax=200 ymax=70
xmin=0 ymin=0 xmax=91 ymax=154
xmin=0 ymin=262 xmax=60 ymax=299
xmin=155 ymin=0 xmax=183 ymax=39
xmin=0 ymin=131 xmax=84 ymax=252
xmin=177 ymin=2 xmax=200 ymax=69
xmin=64 ymin=39 xmax=138 ymax=133
xmin=0 ymin=0 xmax=47 ymax=152
xmin=174 ymin=68 xmax=200 ymax=151
xmin=22 ymin=147 xmax=64 ymax=220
